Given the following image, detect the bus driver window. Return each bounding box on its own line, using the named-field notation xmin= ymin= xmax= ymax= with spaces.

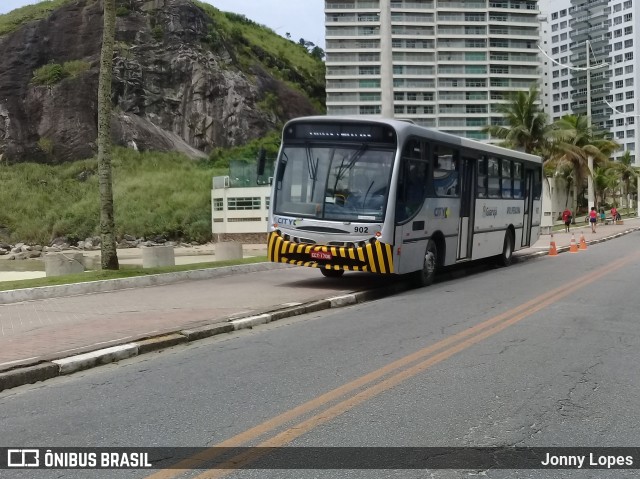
xmin=396 ymin=141 xmax=428 ymax=222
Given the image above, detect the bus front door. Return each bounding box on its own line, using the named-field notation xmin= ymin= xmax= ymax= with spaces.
xmin=457 ymin=158 xmax=475 ymax=260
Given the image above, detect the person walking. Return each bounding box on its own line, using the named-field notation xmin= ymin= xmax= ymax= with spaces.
xmin=611 ymin=206 xmax=618 ymax=222
xmin=562 ymin=208 xmax=572 ymax=233
xmin=589 ymin=206 xmax=598 ymax=233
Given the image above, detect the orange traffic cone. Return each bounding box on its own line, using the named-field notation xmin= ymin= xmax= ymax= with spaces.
xmin=548 ymin=233 xmax=558 ymax=256
xmin=569 ymin=233 xmax=579 ymax=253
xmin=579 ymin=232 xmax=588 ymax=250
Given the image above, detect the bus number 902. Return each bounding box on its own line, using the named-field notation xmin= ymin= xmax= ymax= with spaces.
xmin=354 ymin=227 xmax=369 ymax=233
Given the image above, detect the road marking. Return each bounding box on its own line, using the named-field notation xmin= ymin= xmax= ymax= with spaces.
xmin=0 ymin=357 xmax=39 ymax=368
xmin=145 ymin=254 xmax=637 ymax=478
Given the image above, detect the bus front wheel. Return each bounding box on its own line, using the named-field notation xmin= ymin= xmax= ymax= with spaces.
xmin=412 ymin=239 xmax=437 ymax=287
xmin=497 ymin=231 xmax=514 ymax=267
xmin=320 ymin=268 xmax=345 ymax=278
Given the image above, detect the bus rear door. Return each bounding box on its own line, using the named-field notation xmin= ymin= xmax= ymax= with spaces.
xmin=457 ymin=157 xmax=475 ymax=260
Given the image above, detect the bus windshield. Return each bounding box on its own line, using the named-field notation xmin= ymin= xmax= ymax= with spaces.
xmin=274 ymin=144 xmax=395 ymax=222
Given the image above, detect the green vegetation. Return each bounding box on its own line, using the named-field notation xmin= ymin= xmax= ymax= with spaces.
xmin=31 ymin=63 xmax=64 ymax=86
xmin=151 ymin=25 xmax=164 ymax=42
xmin=485 ymin=86 xmax=638 ymax=216
xmin=0 ymin=256 xmax=268 ymax=291
xmin=0 ymin=148 xmax=241 ymax=244
xmin=0 ymin=0 xmax=73 ymax=36
xmin=32 ymin=60 xmax=91 ymax=86
xmin=207 ymin=130 xmax=280 ymax=169
xmin=193 ymin=1 xmax=325 ymax=110
xmin=37 ymin=137 xmax=55 ymax=155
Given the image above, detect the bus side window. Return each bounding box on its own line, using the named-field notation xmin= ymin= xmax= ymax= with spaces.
xmin=396 ymin=139 xmax=428 ymax=222
xmin=477 ymin=157 xmax=487 ymax=198
xmin=501 ymin=159 xmax=513 ymax=198
xmin=487 ymin=157 xmax=501 ymax=198
xmin=513 ymin=162 xmax=524 ymax=199
xmin=533 ymin=168 xmax=542 ymax=200
xmin=433 ymin=145 xmax=459 ymax=197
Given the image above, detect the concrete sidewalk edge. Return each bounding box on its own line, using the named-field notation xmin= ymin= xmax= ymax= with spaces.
xmin=0 ymin=281 xmax=412 ymax=392
xmin=1 ymin=225 xmax=638 ymax=393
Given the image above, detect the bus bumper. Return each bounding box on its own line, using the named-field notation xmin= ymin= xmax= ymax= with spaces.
xmin=267 ymin=232 xmax=394 ymax=274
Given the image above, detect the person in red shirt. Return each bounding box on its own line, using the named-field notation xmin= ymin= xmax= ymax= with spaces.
xmin=611 ymin=206 xmax=618 ymax=222
xmin=562 ymin=208 xmax=572 ymax=233
xmin=589 ymin=206 xmax=597 ymax=233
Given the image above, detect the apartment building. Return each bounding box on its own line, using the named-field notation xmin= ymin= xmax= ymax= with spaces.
xmin=324 ymin=0 xmax=542 ymax=141
xmin=540 ymin=0 xmax=639 ymax=162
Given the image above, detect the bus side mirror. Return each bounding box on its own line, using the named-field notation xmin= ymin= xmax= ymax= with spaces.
xmin=257 ymin=148 xmax=267 ymax=176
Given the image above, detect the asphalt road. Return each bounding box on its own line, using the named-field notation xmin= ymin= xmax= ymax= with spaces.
xmin=1 ymin=232 xmax=640 ymax=478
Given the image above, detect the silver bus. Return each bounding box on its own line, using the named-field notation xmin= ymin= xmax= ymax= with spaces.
xmin=267 ymin=116 xmax=542 ymax=286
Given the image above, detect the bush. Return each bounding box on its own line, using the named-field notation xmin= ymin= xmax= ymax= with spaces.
xmin=32 ymin=63 xmax=64 ymax=86
xmin=31 ymin=60 xmax=91 ymax=86
xmin=63 ymin=60 xmax=90 ymax=78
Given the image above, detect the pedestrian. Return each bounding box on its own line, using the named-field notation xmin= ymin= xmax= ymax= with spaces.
xmin=589 ymin=206 xmax=598 ymax=233
xmin=600 ymin=208 xmax=606 ymax=224
xmin=611 ymin=206 xmax=618 ymax=223
xmin=562 ymin=207 xmax=572 ymax=233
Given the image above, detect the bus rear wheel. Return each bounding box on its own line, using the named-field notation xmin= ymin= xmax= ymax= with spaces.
xmin=320 ymin=268 xmax=345 ymax=278
xmin=412 ymin=239 xmax=437 ymax=287
xmin=497 ymin=230 xmax=514 ymax=267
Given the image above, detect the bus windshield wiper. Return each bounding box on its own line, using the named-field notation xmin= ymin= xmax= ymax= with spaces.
xmin=305 ymin=145 xmax=318 ymax=181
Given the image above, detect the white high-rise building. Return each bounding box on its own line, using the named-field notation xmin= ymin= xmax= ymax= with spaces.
xmin=540 ymin=0 xmax=640 ymax=162
xmin=324 ymin=0 xmax=542 ymax=142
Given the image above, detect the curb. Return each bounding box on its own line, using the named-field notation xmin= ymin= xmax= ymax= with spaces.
xmin=1 ymin=225 xmax=638 ymax=393
xmin=0 ymin=281 xmax=412 ymax=392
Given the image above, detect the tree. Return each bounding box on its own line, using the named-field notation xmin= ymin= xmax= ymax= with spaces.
xmin=593 ymin=163 xmax=617 ymax=208
xmin=482 ymin=85 xmax=550 ymax=155
xmin=310 ymin=45 xmax=325 ymax=61
xmin=97 ymin=0 xmax=119 ymax=270
xmin=550 ymin=114 xmax=620 ymax=214
xmin=609 ymin=150 xmax=640 ymax=214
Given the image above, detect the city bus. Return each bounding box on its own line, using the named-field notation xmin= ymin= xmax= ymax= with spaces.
xmin=266 ymin=116 xmax=542 ymax=286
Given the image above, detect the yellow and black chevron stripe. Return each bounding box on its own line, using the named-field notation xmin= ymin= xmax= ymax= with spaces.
xmin=267 ymin=232 xmax=394 ymax=274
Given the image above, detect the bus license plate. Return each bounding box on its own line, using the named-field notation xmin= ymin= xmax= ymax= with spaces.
xmin=311 ymin=251 xmax=332 ymax=261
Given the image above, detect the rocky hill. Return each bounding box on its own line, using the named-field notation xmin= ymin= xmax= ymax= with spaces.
xmin=0 ymin=0 xmax=325 ymax=163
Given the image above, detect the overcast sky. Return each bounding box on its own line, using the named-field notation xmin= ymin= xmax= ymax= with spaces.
xmin=0 ymin=0 xmax=326 ymax=47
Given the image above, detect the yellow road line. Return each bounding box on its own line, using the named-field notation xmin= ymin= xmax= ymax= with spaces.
xmin=147 ymin=254 xmax=636 ymax=478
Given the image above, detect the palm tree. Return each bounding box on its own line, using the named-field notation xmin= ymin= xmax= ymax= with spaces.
xmin=609 ymin=150 xmax=640 ymax=215
xmin=550 ymin=114 xmax=620 ymax=215
xmin=483 ymin=85 xmax=550 ymax=155
xmin=97 ymin=0 xmax=119 ymax=270
xmin=593 ymin=163 xmax=618 ymax=208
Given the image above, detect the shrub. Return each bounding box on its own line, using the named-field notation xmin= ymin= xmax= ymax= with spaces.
xmin=32 ymin=63 xmax=64 ymax=85
xmin=37 ymin=137 xmax=54 ymax=155
xmin=151 ymin=25 xmax=163 ymax=42
xmin=63 ymin=60 xmax=90 ymax=78
xmin=31 ymin=60 xmax=91 ymax=86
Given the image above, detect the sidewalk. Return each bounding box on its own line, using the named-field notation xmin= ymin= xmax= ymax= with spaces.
xmin=514 ymin=216 xmax=640 ymax=258
xmin=1 ymin=218 xmax=639 ymax=392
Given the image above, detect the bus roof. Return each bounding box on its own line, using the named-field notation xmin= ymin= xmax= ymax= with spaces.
xmin=284 ymin=116 xmax=542 ymax=165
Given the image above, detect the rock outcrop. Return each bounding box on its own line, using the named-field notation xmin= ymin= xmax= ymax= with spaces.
xmin=0 ymin=0 xmax=323 ymax=163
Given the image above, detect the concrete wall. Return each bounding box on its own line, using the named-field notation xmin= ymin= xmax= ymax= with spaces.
xmin=211 ymin=176 xmax=270 ymax=236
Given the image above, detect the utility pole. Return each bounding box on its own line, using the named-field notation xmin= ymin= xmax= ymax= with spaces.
xmin=586 ymin=40 xmax=595 ymax=212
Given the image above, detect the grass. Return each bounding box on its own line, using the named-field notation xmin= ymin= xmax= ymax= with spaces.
xmin=0 ymin=0 xmax=73 ymax=36
xmin=0 ymin=255 xmax=268 ymax=292
xmin=0 ymin=148 xmax=230 ymax=244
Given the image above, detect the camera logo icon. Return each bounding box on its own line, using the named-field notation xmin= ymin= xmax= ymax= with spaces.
xmin=7 ymin=449 xmax=40 ymax=467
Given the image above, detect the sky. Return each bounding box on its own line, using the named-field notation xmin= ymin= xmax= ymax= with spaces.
xmin=0 ymin=0 xmax=326 ymax=47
